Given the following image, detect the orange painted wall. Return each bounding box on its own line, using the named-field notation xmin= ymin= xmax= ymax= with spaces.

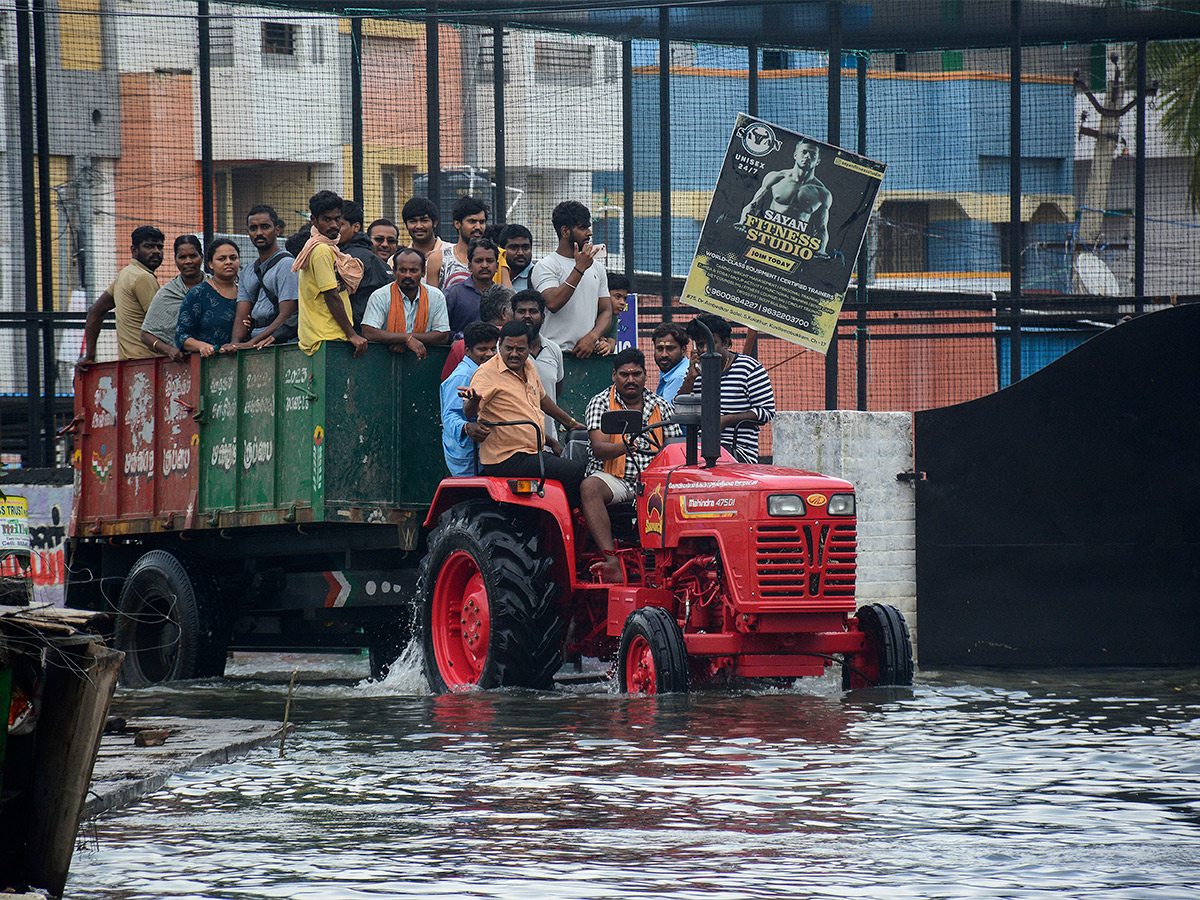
xmin=113 ymin=72 xmax=202 ymax=283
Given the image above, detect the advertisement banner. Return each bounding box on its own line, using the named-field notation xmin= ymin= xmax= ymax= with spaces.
xmin=0 ymin=496 xmax=30 ymax=556
xmin=680 ymin=114 xmax=886 ymax=353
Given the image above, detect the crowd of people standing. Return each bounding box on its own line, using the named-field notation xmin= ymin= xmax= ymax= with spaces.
xmin=80 ymin=189 xmax=776 ymax=579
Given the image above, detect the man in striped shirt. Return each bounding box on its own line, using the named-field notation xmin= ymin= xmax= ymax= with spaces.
xmin=679 ymin=313 xmax=775 ymax=463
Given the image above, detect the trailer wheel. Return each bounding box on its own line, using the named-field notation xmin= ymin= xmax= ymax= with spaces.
xmin=418 ymin=501 xmax=562 ymax=692
xmin=843 ymin=603 xmax=914 ymax=690
xmin=115 ymin=550 xmax=227 ymax=687
xmin=618 ymin=606 xmax=689 ymax=695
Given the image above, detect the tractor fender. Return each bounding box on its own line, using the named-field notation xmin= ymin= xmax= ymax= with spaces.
xmin=424 ymin=476 xmax=580 ymax=584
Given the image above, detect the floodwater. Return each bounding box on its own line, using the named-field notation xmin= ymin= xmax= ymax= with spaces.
xmin=71 ymin=648 xmax=1200 ymax=899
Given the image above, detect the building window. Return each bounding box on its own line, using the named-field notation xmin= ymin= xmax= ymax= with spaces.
xmin=999 ymin=222 xmax=1028 ymax=273
xmin=603 ymin=44 xmax=621 ymax=83
xmin=381 ymin=168 xmax=400 ymax=221
xmin=876 ymin=201 xmax=928 ymax=273
xmin=534 ymin=41 xmax=593 ymax=87
xmin=211 ymin=16 xmax=234 ymax=67
xmin=475 ymin=31 xmax=512 ymax=84
xmin=310 ymin=24 xmax=325 ymax=65
xmin=762 ymin=49 xmax=787 ymax=71
xmin=262 ymin=22 xmax=297 ymax=57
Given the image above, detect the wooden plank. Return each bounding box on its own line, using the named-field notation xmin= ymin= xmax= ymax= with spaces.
xmin=24 ymin=643 xmax=123 ymax=896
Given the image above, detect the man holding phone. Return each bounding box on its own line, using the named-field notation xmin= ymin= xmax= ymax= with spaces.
xmin=531 ymin=200 xmax=613 ymax=358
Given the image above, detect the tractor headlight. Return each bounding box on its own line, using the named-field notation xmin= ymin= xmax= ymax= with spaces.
xmin=767 ymin=494 xmax=806 ymax=517
xmin=827 ymin=493 xmax=855 ymax=516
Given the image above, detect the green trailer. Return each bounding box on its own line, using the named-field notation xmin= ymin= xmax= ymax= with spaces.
xmin=68 ymin=343 xmax=612 ymax=684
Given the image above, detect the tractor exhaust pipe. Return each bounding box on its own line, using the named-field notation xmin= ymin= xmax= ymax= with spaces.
xmin=685 ymin=318 xmax=722 ymax=469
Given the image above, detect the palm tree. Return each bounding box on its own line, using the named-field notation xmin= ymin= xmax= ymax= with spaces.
xmin=1146 ymin=41 xmax=1200 ymax=210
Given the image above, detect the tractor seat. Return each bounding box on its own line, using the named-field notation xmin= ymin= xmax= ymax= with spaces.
xmin=563 ymin=428 xmax=590 ymax=465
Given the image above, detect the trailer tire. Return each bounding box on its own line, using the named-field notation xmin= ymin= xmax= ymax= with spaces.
xmin=618 ymin=606 xmax=689 ymax=695
xmin=115 ymin=549 xmax=227 ymax=687
xmin=843 ymin=603 xmax=914 ymax=690
xmin=418 ymin=501 xmax=562 ymax=692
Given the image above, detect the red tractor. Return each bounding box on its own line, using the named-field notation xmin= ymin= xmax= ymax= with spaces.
xmin=417 ymin=329 xmax=913 ymax=694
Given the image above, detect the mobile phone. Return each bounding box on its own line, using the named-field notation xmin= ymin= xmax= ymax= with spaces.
xmin=593 ymin=243 xmax=607 ymax=261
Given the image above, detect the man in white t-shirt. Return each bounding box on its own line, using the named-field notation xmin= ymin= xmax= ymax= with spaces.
xmin=530 ymin=200 xmax=613 ymax=357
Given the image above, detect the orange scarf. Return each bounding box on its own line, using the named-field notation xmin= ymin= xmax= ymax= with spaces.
xmin=604 ymin=386 xmax=662 ymax=478
xmin=387 ymin=281 xmax=430 ymax=334
xmin=291 ymin=226 xmax=364 ymax=293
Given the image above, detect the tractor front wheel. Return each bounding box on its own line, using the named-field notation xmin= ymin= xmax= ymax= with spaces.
xmin=418 ymin=501 xmax=562 ymax=692
xmin=843 ymin=603 xmax=914 ymax=690
xmin=618 ymin=606 xmax=689 ymax=695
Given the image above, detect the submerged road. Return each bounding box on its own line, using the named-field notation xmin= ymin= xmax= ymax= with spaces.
xmin=71 ymin=649 xmax=1200 ymax=899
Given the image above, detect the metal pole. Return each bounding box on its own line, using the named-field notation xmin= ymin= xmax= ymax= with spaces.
xmin=493 ymin=25 xmax=506 ymax=223
xmin=198 ymin=0 xmax=214 ymax=246
xmin=747 ymin=43 xmax=758 ymax=115
xmin=622 ymin=39 xmax=634 ymax=284
xmin=351 ymin=15 xmax=364 ymax=208
xmin=856 ymin=53 xmax=868 ymax=412
xmin=825 ymin=0 xmax=841 ymax=410
xmin=16 ymin=0 xmax=42 ymax=465
xmin=34 ymin=0 xmax=55 ymax=461
xmin=1008 ymin=0 xmax=1021 ymax=384
xmin=426 ymin=1 xmax=441 ymax=226
xmin=659 ymin=8 xmax=672 ymax=321
xmin=1135 ymin=38 xmax=1146 ymax=308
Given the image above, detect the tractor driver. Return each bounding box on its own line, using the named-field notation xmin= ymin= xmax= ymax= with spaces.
xmin=459 ymin=321 xmax=586 ymax=501
xmin=581 ymin=348 xmax=681 ymax=583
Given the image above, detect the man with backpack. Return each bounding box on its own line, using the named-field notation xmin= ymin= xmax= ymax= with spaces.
xmin=235 ymin=204 xmax=299 ymax=345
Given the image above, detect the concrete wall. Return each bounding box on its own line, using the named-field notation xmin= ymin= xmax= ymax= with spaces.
xmin=772 ymin=410 xmax=918 ymax=656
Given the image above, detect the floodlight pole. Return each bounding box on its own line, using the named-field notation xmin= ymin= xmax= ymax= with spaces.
xmin=351 ymin=16 xmax=364 ymax=208
xmin=199 ymin=0 xmax=214 ymax=247
xmin=426 ymin=0 xmax=441 ymax=223
xmin=16 ymin=0 xmax=41 ymax=465
xmin=622 ymin=39 xmax=634 ymax=284
xmin=1135 ymin=39 xmax=1146 ymax=307
xmin=856 ymin=53 xmax=869 ymax=412
xmin=659 ymin=7 xmax=672 ymax=321
xmin=1009 ymin=0 xmax=1022 ymax=384
xmin=825 ymin=0 xmax=841 ymax=410
xmin=493 ymin=25 xmax=506 ymax=224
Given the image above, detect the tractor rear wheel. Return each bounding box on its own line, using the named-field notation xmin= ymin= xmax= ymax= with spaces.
xmin=618 ymin=606 xmax=689 ymax=695
xmin=115 ymin=549 xmax=227 ymax=686
xmin=843 ymin=603 xmax=914 ymax=690
xmin=418 ymin=501 xmax=562 ymax=692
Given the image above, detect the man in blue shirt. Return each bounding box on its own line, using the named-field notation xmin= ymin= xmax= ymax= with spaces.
xmin=443 ymin=238 xmax=499 ymax=339
xmin=651 ymin=322 xmax=690 ymax=402
xmin=441 ymin=321 xmax=501 ymax=475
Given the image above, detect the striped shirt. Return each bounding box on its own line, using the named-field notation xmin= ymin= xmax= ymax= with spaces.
xmin=693 ymin=353 xmax=775 ymax=463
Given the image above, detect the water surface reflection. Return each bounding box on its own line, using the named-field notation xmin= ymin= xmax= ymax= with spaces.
xmin=72 ymin=654 xmax=1200 ymax=899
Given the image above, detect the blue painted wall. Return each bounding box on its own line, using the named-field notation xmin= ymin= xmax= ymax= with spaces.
xmin=597 ymin=51 xmax=1075 ymax=279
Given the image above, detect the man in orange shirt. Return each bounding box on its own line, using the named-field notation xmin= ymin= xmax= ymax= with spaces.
xmin=459 ymin=321 xmax=585 ymax=504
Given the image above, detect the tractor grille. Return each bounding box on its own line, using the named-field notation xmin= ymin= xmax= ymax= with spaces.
xmin=754 ymin=522 xmax=857 ymax=600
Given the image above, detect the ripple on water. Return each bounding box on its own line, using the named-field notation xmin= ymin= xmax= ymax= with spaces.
xmin=71 ymin=657 xmax=1200 ymax=900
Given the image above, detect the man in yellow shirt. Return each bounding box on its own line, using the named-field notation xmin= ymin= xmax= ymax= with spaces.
xmin=292 ymin=191 xmax=367 ymax=357
xmin=81 ymin=225 xmax=164 ymax=362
